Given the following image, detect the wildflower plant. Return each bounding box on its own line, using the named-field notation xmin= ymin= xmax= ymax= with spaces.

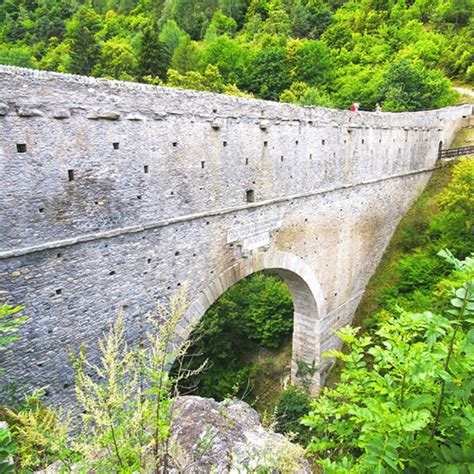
xmin=8 ymin=288 xmax=206 ymax=472
xmin=70 ymin=286 xmax=206 ymax=472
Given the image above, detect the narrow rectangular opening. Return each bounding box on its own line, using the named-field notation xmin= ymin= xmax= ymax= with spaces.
xmin=68 ymin=169 xmax=74 ymax=181
xmin=17 ymin=144 xmax=27 ymax=153
xmin=223 ymin=141 xmax=228 ymax=147
xmin=263 ymin=141 xmax=268 ymax=147
xmin=113 ymin=142 xmax=119 ymax=150
xmin=201 ymin=161 xmax=205 ymax=169
xmin=144 ymin=165 xmax=149 ymax=174
xmin=246 ymin=189 xmax=255 ymax=203
xmin=245 ymin=158 xmax=249 ymax=165
xmin=172 ymin=142 xmax=178 ymax=147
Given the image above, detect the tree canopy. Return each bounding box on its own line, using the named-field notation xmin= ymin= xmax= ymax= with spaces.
xmin=0 ymin=0 xmax=470 ymax=109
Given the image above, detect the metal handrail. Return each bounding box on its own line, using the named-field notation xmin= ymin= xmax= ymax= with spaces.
xmin=438 ymin=145 xmax=474 ymax=159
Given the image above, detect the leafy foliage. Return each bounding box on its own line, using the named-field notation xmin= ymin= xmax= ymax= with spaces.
xmin=1 ymin=0 xmax=469 ymax=109
xmin=0 ymin=304 xmax=27 ymax=359
xmin=302 ymin=253 xmax=474 ymax=473
xmin=174 ymin=272 xmax=293 ymax=401
xmin=374 ymin=158 xmax=474 ymax=316
xmin=0 ymin=304 xmax=26 ymax=472
xmin=0 ymin=423 xmax=15 ymax=474
xmin=274 ymin=386 xmax=312 ymax=443
xmin=6 ymin=289 xmax=208 ymax=471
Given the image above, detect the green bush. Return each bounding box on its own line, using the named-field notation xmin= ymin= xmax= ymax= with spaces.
xmin=303 ymin=252 xmax=474 ymax=473
xmin=396 ymin=250 xmax=447 ymax=292
xmin=274 ymin=386 xmax=311 ymax=443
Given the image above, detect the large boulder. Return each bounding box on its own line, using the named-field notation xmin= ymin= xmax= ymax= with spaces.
xmin=169 ymin=396 xmax=311 ymax=473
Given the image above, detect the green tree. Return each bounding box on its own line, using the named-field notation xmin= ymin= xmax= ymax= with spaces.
xmin=0 ymin=304 xmax=27 ymax=473
xmin=174 ymin=272 xmax=293 ymax=401
xmin=289 ymin=39 xmax=334 ymax=87
xmin=380 ymin=59 xmax=458 ymax=111
xmin=306 ymin=0 xmax=333 ymax=38
xmin=280 ymin=81 xmax=334 ymax=107
xmin=138 ymin=23 xmax=171 ymax=80
xmin=0 ymin=304 xmax=27 ymax=372
xmin=274 ymin=386 xmax=312 ymax=442
xmin=65 ymin=5 xmax=102 ymax=76
xmin=170 ymin=0 xmax=220 ymax=39
xmin=93 ymin=37 xmax=137 ymax=79
xmin=158 ymin=19 xmax=187 ymax=56
xmin=201 ymin=35 xmax=250 ymax=84
xmin=289 ymin=0 xmax=312 ymax=37
xmin=207 ymin=9 xmax=238 ymax=36
xmin=303 ymin=252 xmax=474 ymax=472
xmin=38 ymin=40 xmax=71 ymax=72
xmin=245 ymin=46 xmax=291 ymax=100
xmin=218 ymin=0 xmax=246 ymax=23
xmin=167 ymin=63 xmax=226 ymax=92
xmin=0 ymin=45 xmax=36 ymax=67
xmin=171 ymin=35 xmax=202 ymax=73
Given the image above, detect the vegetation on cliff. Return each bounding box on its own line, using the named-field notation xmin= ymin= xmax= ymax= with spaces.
xmin=1 ymin=0 xmax=472 ymax=110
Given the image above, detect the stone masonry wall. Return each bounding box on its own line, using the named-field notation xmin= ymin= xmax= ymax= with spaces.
xmin=0 ymin=65 xmax=471 ymax=405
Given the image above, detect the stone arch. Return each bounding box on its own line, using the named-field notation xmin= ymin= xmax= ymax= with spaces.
xmin=178 ymin=250 xmax=326 ymax=394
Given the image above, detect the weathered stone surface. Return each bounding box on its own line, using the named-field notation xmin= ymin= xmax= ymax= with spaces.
xmin=0 ymin=102 xmax=8 ymax=116
xmin=53 ymin=109 xmax=71 ymax=119
xmin=35 ymin=461 xmax=81 ymax=473
xmin=17 ymin=107 xmax=43 ymax=117
xmin=97 ymin=110 xmax=120 ymax=120
xmin=0 ymin=65 xmax=471 ymax=408
xmin=87 ymin=110 xmax=120 ymax=120
xmin=125 ymin=112 xmax=146 ymax=121
xmin=170 ymin=396 xmax=310 ymax=473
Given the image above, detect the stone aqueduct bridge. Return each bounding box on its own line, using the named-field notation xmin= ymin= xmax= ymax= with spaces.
xmin=0 ymin=66 xmax=471 ymax=405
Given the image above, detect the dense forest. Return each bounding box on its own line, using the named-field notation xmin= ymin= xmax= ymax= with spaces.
xmin=1 ymin=0 xmax=472 ymax=110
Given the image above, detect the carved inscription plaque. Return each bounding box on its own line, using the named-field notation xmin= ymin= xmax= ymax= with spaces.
xmin=227 ymin=216 xmax=282 ymax=244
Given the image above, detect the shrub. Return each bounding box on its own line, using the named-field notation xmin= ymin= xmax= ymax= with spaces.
xmin=303 ymin=251 xmax=474 ymax=472
xmin=274 ymin=386 xmax=311 ymax=443
xmin=7 ymin=289 xmax=205 ymax=472
xmin=396 ymin=250 xmax=447 ymax=292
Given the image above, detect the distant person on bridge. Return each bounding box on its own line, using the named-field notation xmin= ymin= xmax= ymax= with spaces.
xmin=375 ymin=102 xmax=382 ymax=112
xmin=350 ymin=102 xmax=360 ymax=112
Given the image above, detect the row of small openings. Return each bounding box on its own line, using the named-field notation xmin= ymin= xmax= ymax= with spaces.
xmin=66 ymin=165 xmax=150 ymax=181
xmin=16 ymin=143 xmax=120 ymax=153
xmin=16 ymin=139 xmax=337 ymax=156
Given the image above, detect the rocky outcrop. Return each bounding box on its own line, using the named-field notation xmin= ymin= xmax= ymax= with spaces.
xmin=169 ymin=396 xmax=310 ymax=473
